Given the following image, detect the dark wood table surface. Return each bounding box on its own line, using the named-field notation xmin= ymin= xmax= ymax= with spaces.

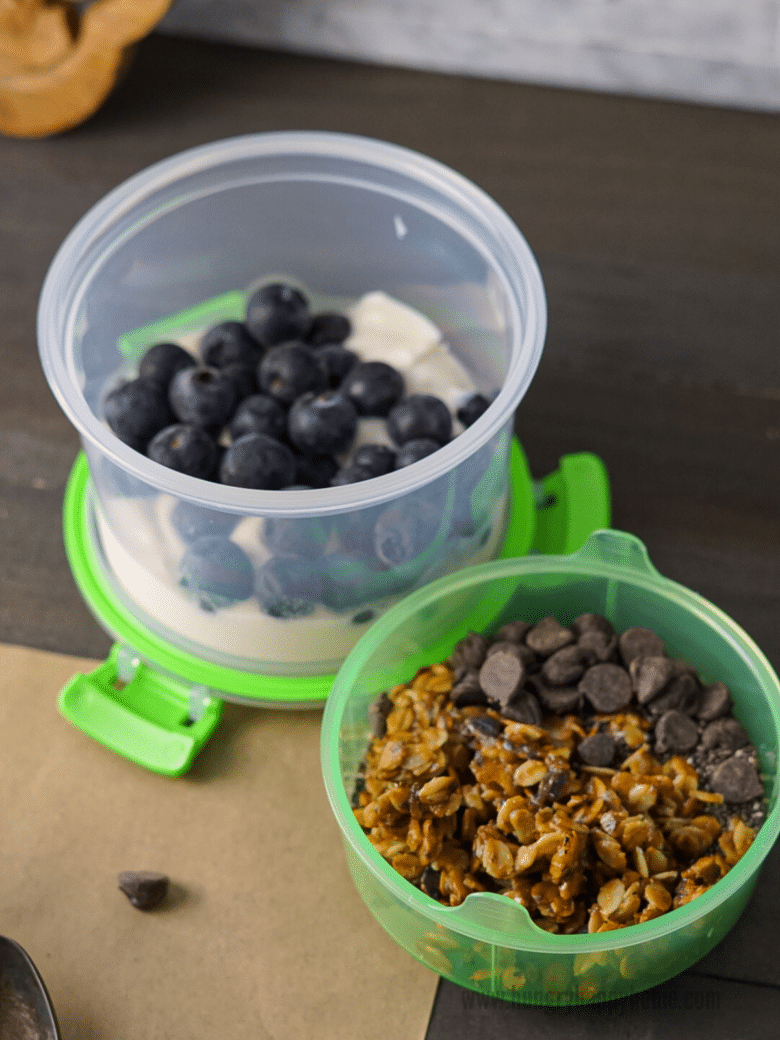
xmin=2 ymin=32 xmax=779 ymax=1038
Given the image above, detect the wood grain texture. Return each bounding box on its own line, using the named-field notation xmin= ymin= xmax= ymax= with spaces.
xmin=0 ymin=33 xmax=778 ymax=1034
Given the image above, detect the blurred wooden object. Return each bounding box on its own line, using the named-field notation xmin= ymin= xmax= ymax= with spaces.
xmin=0 ymin=0 xmax=176 ymax=138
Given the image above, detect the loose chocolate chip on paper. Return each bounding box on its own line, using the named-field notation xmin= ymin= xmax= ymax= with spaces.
xmin=542 ymin=645 xmax=585 ymax=687
xmin=578 ymin=662 xmax=633 ymax=712
xmin=118 ymin=870 xmax=169 ymax=910
xmin=701 ymin=718 xmax=751 ymax=752
xmin=479 ymin=645 xmax=526 ymax=705
xmin=629 ymin=655 xmax=676 ymax=705
xmin=654 ymin=709 xmax=699 ymax=754
xmin=710 ymin=755 xmax=764 ymax=802
xmin=618 ymin=627 xmax=665 ymax=667
xmin=577 ymin=732 xmax=616 ymax=767
xmin=697 ymin=681 xmax=732 ymax=721
xmin=525 ymin=617 xmax=574 ymax=657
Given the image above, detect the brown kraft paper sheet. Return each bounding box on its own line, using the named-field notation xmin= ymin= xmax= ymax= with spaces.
xmin=0 ymin=644 xmax=439 ymax=1040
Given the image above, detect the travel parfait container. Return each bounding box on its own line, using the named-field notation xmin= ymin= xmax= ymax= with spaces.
xmin=321 ymin=530 xmax=780 ymax=1004
xmin=37 ymin=131 xmax=610 ymax=775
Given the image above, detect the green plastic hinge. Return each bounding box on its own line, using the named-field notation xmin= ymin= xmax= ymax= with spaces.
xmin=531 ymin=452 xmax=611 ymax=555
xmin=58 ymin=644 xmax=223 ymax=777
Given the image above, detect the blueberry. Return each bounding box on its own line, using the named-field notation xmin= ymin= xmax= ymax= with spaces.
xmin=352 ymin=444 xmax=396 ymax=477
xmin=387 ymin=394 xmax=452 ymax=445
xmin=200 ymin=320 xmax=264 ymax=369
xmin=261 ymin=513 xmax=332 ymax=559
xmin=341 ymin=361 xmax=404 ymax=417
xmin=319 ymin=552 xmax=390 ymax=612
xmin=394 ymin=438 xmax=442 ymax=468
xmin=169 ymin=365 xmax=239 ymax=429
xmin=294 ymin=454 xmax=339 ymax=488
xmin=147 ymin=423 xmax=220 ymax=480
xmin=171 ymin=500 xmax=239 ymax=543
xmin=287 ymin=390 xmax=358 ymax=455
xmin=373 ymin=498 xmax=444 ymax=567
xmin=178 ymin=536 xmax=254 ymax=611
xmin=305 ymin=311 xmax=352 ymax=346
xmin=246 ymin=283 xmax=311 ymax=346
xmin=228 ymin=394 xmax=288 ymax=442
xmin=99 ymin=455 xmax=158 ymax=499
xmin=318 ymin=344 xmax=359 ymax=388
xmin=221 ymin=362 xmax=260 ymax=401
xmin=258 ymin=342 xmax=327 ymax=404
xmin=456 ymin=393 xmax=491 ymax=428
xmin=138 ymin=342 xmax=196 ymax=388
xmin=255 ymin=555 xmax=324 ymax=618
xmin=219 ymin=432 xmax=297 ymax=489
xmin=330 ymin=463 xmax=377 ymax=487
xmin=104 ymin=377 xmax=174 ymax=451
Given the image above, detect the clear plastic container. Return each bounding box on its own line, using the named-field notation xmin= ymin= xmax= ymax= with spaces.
xmin=38 ymin=131 xmax=547 ymax=679
xmin=321 ymin=530 xmax=780 ymax=1005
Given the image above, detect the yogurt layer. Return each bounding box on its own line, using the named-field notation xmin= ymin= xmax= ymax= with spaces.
xmin=94 ymin=290 xmax=509 ymax=677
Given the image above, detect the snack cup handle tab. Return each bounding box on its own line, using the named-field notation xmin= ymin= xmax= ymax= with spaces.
xmin=572 ymin=529 xmax=663 ymax=578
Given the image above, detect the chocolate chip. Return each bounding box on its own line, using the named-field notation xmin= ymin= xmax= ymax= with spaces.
xmin=118 ymin=870 xmax=169 ymax=910
xmin=646 ymin=669 xmax=701 ymax=717
xmin=494 ymin=619 xmax=533 ymax=644
xmin=577 ymin=732 xmax=616 ymax=766
xmin=486 ymin=640 xmax=536 ymax=669
xmin=501 ymin=690 xmax=542 ymax=725
xmin=654 ymin=710 xmax=699 ymax=754
xmin=534 ymin=768 xmax=570 ymax=806
xmin=450 ymin=631 xmax=490 ymax=672
xmin=420 ymin=866 xmax=441 ymax=898
xmin=525 ymin=617 xmax=574 ymax=656
xmin=535 ymin=684 xmax=583 ymax=714
xmin=629 ymin=655 xmax=676 ymax=705
xmin=701 ymin=718 xmax=750 ymax=752
xmin=618 ymin=627 xmax=665 ymax=667
xmin=697 ymin=681 xmax=732 ymax=721
xmin=710 ymin=755 xmax=764 ymax=802
xmin=368 ymin=691 xmax=393 ymax=738
xmin=578 ymin=663 xmax=633 ymax=712
xmin=466 ymin=714 xmax=504 ymax=739
xmin=577 ymin=629 xmax=618 ymax=664
xmin=452 ymin=670 xmax=489 ymax=708
xmin=542 ymin=645 xmax=585 ymax=687
xmin=572 ymin=613 xmax=615 ymax=638
xmin=479 ymin=645 xmax=526 ymax=706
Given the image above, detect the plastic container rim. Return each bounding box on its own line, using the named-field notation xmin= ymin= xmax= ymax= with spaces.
xmin=37 ymin=130 xmax=547 ymax=518
xmin=321 ymin=531 xmax=780 ymax=952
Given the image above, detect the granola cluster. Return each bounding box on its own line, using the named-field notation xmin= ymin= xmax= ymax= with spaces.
xmin=353 ymin=615 xmax=761 ymax=934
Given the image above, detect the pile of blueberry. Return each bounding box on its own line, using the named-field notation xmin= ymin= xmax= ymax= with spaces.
xmin=102 ymin=283 xmax=495 ymax=622
xmin=103 ymin=282 xmax=490 ymax=491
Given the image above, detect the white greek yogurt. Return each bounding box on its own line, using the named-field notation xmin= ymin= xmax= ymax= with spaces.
xmin=93 ymin=291 xmax=508 ymax=676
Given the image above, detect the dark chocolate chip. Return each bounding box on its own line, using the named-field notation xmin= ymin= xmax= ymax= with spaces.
xmin=710 ymin=755 xmax=764 ymax=802
xmin=479 ymin=646 xmax=526 ymax=706
xmin=646 ymin=670 xmax=701 ymax=717
xmin=420 ymin=866 xmax=441 ymax=898
xmin=536 ymin=685 xmax=583 ymax=714
xmin=629 ymin=655 xmax=676 ymax=705
xmin=618 ymin=627 xmax=666 ymax=667
xmin=577 ymin=629 xmax=618 ymax=664
xmin=118 ymin=870 xmax=169 ymax=910
xmin=577 ymin=732 xmax=616 ymax=767
xmin=654 ymin=709 xmax=699 ymax=754
xmin=466 ymin=714 xmax=504 ymax=739
xmin=542 ymin=645 xmax=585 ymax=686
xmin=534 ymin=768 xmax=570 ymax=806
xmin=494 ymin=619 xmax=533 ymax=644
xmin=701 ymin=718 xmax=751 ymax=752
xmin=572 ymin=613 xmax=615 ymax=638
xmin=368 ymin=691 xmax=393 ymax=738
xmin=578 ymin=663 xmax=633 ymax=712
xmin=697 ymin=681 xmax=732 ymax=721
xmin=450 ymin=631 xmax=490 ymax=672
xmin=501 ymin=691 xmax=542 ymax=725
xmin=525 ymin=617 xmax=574 ymax=656
xmin=486 ymin=640 xmax=536 ymax=669
xmin=452 ymin=671 xmax=489 ymax=708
